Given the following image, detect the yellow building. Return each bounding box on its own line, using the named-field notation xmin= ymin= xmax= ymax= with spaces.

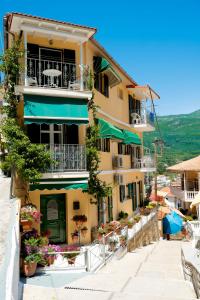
xmin=4 ymin=12 xmax=159 ymax=244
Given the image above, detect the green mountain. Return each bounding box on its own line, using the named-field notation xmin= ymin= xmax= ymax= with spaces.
xmin=144 ymin=109 xmax=200 ymax=173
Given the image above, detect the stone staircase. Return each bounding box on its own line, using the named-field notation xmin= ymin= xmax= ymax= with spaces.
xmin=22 ymin=240 xmax=196 ymax=300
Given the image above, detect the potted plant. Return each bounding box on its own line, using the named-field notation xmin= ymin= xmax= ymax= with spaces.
xmin=71 ymin=230 xmax=79 ymax=243
xmin=23 ymin=253 xmax=43 ymax=277
xmin=20 ymin=204 xmax=42 ymax=231
xmin=72 ymin=214 xmax=87 ymax=226
xmin=81 ymin=226 xmax=88 ymax=237
xmin=134 ymin=215 xmax=141 ymax=223
xmin=108 ymin=235 xmax=118 ymax=251
xmin=97 ymin=225 xmax=107 ymax=240
xmin=127 ymin=220 xmax=134 ymax=229
xmin=119 ymin=235 xmax=127 ymax=247
xmin=118 ymin=211 xmax=128 ymax=220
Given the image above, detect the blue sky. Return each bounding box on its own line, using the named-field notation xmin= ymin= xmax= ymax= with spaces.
xmin=1 ymin=0 xmax=200 ymax=116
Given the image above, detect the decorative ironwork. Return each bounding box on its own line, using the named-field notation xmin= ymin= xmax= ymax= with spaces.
xmin=45 ymin=144 xmax=87 ymax=172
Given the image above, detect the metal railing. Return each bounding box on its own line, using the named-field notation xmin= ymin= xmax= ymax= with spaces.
xmin=185 ymin=191 xmax=199 ymax=200
xmin=45 ymin=144 xmax=87 ymax=172
xmin=131 ymin=105 xmax=155 ymax=127
xmin=132 ymin=156 xmax=155 ymax=170
xmin=181 ymin=245 xmax=200 ymax=298
xmin=19 ymin=58 xmax=91 ymax=91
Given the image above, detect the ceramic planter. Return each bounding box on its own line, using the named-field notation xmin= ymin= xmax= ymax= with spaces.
xmin=47 ymin=255 xmax=55 ymax=266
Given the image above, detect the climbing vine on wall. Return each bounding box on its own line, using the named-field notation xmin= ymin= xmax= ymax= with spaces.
xmin=86 ymin=91 xmax=111 ymax=205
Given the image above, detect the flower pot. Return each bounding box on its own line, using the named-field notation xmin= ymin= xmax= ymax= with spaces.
xmin=23 ymin=261 xmax=37 ymax=277
xmin=20 ymin=220 xmax=33 ymax=231
xmin=47 ymin=256 xmax=55 ymax=266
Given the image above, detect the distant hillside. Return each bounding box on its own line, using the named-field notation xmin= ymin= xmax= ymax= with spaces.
xmin=144 ymin=109 xmax=200 ymax=173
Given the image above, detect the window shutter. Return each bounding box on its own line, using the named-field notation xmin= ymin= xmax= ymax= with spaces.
xmin=119 ymin=185 xmax=125 ymax=202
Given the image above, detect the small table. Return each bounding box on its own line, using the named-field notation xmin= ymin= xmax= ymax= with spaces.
xmin=42 ymin=69 xmax=62 ymax=87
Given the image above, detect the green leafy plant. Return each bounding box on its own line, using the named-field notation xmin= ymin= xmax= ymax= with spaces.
xmin=72 ymin=214 xmax=87 ymax=223
xmin=24 ymin=253 xmax=43 ymax=264
xmin=86 ymin=92 xmax=111 ymax=224
xmin=118 ymin=211 xmax=128 ymax=220
xmin=0 ymin=40 xmax=53 ymax=190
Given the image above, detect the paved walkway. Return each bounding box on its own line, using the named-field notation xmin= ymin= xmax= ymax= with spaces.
xmin=22 ymin=240 xmax=196 ymax=300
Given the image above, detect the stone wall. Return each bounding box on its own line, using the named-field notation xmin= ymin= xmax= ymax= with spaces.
xmin=127 ymin=214 xmax=160 ymax=252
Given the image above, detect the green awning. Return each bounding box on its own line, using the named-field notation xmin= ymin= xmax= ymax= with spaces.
xmin=98 ymin=118 xmax=124 ymax=140
xmin=30 ymin=182 xmax=88 ymax=191
xmin=24 ymin=95 xmax=89 ymax=125
xmin=122 ymin=130 xmax=141 ymax=145
xmin=94 ymin=56 xmax=122 ymax=88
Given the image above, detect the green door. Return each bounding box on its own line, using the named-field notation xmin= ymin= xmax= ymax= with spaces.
xmin=40 ymin=194 xmax=66 ymax=243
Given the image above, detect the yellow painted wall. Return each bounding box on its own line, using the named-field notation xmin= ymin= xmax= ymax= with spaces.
xmin=14 ymin=29 xmax=146 ymax=244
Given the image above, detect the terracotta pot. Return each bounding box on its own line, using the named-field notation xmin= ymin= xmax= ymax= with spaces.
xmin=23 ymin=261 xmax=37 ymax=277
xmin=47 ymin=255 xmax=55 ymax=266
xmin=20 ymin=219 xmax=33 ymax=231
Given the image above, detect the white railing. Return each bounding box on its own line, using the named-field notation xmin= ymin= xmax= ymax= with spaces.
xmin=19 ymin=58 xmax=90 ymax=91
xmin=185 ymin=191 xmax=199 ymax=201
xmin=131 ymin=102 xmax=155 ymax=127
xmin=46 ymin=144 xmax=87 ymax=172
xmin=132 ymin=155 xmax=155 ymax=170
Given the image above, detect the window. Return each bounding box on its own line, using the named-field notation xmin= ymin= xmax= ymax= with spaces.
xmin=129 ymin=95 xmax=141 ymax=124
xmin=117 ymin=87 xmax=123 ymax=100
xmin=94 ymin=73 xmax=109 ymax=97
xmin=118 ymin=143 xmax=131 ymax=155
xmin=97 ymin=138 xmax=110 ymax=152
xmin=138 ymin=181 xmax=144 ymax=207
xmin=119 ymin=185 xmax=126 ymax=202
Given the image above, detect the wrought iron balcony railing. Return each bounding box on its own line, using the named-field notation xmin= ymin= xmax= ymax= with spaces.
xmin=45 ymin=144 xmax=87 ymax=172
xmin=19 ymin=58 xmax=91 ymax=91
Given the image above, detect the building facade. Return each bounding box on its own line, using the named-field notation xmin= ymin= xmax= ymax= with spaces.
xmin=168 ymin=156 xmax=200 ymax=211
xmin=4 ymin=12 xmax=159 ymax=244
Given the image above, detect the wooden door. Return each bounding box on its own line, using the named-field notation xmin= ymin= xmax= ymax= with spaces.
xmin=40 ymin=194 xmax=66 ymax=243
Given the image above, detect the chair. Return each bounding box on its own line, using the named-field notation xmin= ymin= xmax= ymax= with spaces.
xmin=68 ymin=80 xmax=81 ymax=90
xmin=27 ymin=77 xmax=38 ymax=86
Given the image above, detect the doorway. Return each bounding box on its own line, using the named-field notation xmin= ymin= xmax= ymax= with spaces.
xmin=40 ymin=194 xmax=66 ymax=243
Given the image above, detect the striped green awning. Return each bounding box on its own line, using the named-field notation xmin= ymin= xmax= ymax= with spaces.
xmin=98 ymin=118 xmax=124 ymax=140
xmin=24 ymin=95 xmax=89 ymax=125
xmin=122 ymin=130 xmax=141 ymax=145
xmin=94 ymin=56 xmax=122 ymax=88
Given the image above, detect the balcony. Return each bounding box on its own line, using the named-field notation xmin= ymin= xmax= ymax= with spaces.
xmin=45 ymin=144 xmax=87 ymax=173
xmin=131 ymin=108 xmax=155 ymax=132
xmin=184 ymin=191 xmax=199 ymax=202
xmin=131 ymin=148 xmax=156 ymax=172
xmin=16 ymin=58 xmax=92 ymax=99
